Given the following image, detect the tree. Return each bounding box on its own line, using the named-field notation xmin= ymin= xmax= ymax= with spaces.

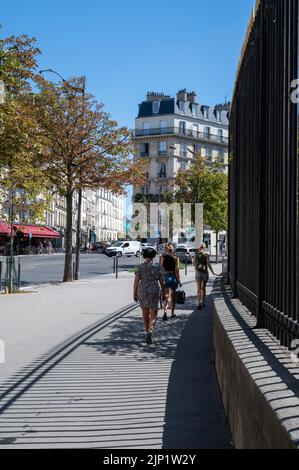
xmin=0 ymin=35 xmax=50 ymax=292
xmin=175 ymin=155 xmax=228 ymax=260
xmin=34 ymin=77 xmax=146 ymax=282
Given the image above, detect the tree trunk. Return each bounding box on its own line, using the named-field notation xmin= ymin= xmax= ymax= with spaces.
xmin=63 ymin=189 xmax=74 ymax=282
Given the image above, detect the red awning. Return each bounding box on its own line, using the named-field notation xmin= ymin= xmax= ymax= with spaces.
xmin=14 ymin=225 xmax=61 ymax=239
xmin=0 ymin=222 xmax=12 ymax=235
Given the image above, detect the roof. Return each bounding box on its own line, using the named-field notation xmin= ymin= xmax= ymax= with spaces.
xmin=137 ymin=97 xmax=230 ymax=125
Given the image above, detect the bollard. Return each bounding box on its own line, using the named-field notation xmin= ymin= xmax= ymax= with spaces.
xmin=0 ymin=259 xmax=2 ymax=293
xmin=113 ymin=257 xmax=116 ymax=274
xmin=72 ymin=261 xmax=76 ymax=281
xmin=185 ymin=255 xmax=188 ymax=276
xmin=17 ymin=257 xmax=21 ymax=289
xmin=116 ymin=256 xmax=119 ymax=279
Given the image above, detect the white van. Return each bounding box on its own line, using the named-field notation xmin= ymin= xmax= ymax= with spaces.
xmin=105 ymin=241 xmax=142 ymax=258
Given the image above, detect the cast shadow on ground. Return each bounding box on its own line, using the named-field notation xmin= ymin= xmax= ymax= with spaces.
xmin=83 ymin=295 xmax=198 ymax=362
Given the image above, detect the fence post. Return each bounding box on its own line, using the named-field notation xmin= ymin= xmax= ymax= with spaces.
xmin=113 ymin=257 xmax=116 ymax=274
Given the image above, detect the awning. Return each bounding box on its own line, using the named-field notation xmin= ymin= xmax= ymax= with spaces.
xmin=14 ymin=225 xmax=61 ymax=239
xmin=0 ymin=222 xmax=12 ymax=235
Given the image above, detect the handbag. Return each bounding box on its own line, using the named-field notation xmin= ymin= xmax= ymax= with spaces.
xmin=175 ymin=287 xmax=186 ymax=305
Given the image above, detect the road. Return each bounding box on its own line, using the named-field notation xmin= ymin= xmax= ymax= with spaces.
xmin=2 ymin=254 xmax=142 ymax=287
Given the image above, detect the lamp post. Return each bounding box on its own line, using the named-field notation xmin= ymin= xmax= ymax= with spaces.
xmin=39 ymin=69 xmax=86 ymax=280
xmin=152 ymin=179 xmax=161 ymax=253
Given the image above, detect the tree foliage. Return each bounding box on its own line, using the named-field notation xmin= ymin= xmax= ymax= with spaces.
xmin=175 ymin=155 xmax=228 ymax=233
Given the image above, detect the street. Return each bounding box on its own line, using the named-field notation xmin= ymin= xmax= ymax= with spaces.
xmin=13 ymin=254 xmax=141 ymax=287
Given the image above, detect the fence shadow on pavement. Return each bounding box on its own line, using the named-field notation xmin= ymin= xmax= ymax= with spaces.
xmin=84 ymin=295 xmax=198 ymax=362
xmin=162 ymin=301 xmax=232 ymax=449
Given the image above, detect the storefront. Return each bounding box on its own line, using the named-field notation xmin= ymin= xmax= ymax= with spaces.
xmin=14 ymin=225 xmax=61 ymax=253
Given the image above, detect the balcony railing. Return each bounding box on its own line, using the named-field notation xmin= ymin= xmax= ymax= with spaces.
xmin=134 ymin=126 xmax=228 ymax=144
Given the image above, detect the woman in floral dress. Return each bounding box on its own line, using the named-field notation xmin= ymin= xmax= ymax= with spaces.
xmin=133 ymin=247 xmax=165 ymax=345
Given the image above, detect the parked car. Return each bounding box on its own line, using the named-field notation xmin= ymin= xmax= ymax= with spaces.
xmin=92 ymin=242 xmax=110 ymax=254
xmin=175 ymin=247 xmax=193 ymax=264
xmin=141 ymin=243 xmax=156 ymax=254
xmin=105 ymin=241 xmax=142 ymax=258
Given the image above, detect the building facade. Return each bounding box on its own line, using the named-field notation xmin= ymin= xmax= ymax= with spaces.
xmin=45 ymin=189 xmax=126 ymax=247
xmin=133 ymin=90 xmax=230 ymax=199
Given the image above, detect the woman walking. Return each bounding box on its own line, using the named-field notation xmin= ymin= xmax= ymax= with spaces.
xmin=194 ymin=242 xmax=217 ymax=310
xmin=160 ymin=243 xmax=180 ymax=321
xmin=133 ymin=247 xmax=165 ymax=345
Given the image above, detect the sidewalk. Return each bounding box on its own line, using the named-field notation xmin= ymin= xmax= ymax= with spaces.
xmin=0 ymin=272 xmax=136 ymax=384
xmin=0 ymin=264 xmax=232 ymax=449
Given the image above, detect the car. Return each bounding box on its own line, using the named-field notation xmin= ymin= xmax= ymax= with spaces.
xmin=105 ymin=241 xmax=142 ymax=258
xmin=141 ymin=243 xmax=156 ymax=254
xmin=175 ymin=247 xmax=193 ymax=264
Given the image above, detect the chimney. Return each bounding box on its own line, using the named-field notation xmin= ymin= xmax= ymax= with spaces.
xmin=187 ymin=91 xmax=197 ymax=103
xmin=177 ymin=89 xmax=188 ymax=101
xmin=146 ymin=92 xmax=170 ymax=102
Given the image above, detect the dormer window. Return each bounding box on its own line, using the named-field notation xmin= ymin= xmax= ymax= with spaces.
xmin=202 ymin=106 xmax=209 ymax=119
xmin=178 ymin=101 xmax=185 ymax=113
xmin=215 ymin=109 xmax=222 ymax=122
xmin=191 ymin=103 xmax=197 ymax=116
xmin=153 ymin=101 xmax=160 ymax=114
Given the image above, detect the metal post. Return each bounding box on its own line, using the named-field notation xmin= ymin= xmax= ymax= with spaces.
xmin=75 ymin=189 xmax=82 ymax=280
xmin=0 ymin=259 xmax=2 ymax=293
xmin=113 ymin=256 xmax=116 ymax=274
xmin=17 ymin=257 xmax=21 ymax=289
xmin=72 ymin=261 xmax=76 ymax=281
xmin=185 ymin=255 xmax=188 ymax=276
xmin=116 ymin=256 xmax=119 ymax=279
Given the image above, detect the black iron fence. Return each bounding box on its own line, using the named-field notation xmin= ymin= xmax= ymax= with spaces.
xmin=229 ymin=0 xmax=299 ymax=348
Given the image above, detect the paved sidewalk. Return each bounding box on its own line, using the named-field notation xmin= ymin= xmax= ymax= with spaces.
xmin=0 ymin=268 xmax=195 ymax=384
xmin=0 ymin=272 xmax=135 ymax=384
xmin=0 ymin=266 xmax=232 ymax=449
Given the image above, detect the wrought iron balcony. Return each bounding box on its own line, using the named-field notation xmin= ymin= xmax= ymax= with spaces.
xmin=134 ymin=126 xmax=228 ymax=144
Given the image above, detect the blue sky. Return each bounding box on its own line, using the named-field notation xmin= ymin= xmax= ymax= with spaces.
xmin=1 ymin=0 xmax=253 ymax=211
xmin=1 ymin=0 xmax=253 ymax=128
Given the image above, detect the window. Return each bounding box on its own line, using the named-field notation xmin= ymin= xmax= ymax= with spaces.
xmin=158 ymin=164 xmax=167 ymax=178
xmin=204 ymin=126 xmax=210 ymax=139
xmin=218 ymin=129 xmax=223 ymax=142
xmin=178 ymin=101 xmax=185 ymax=113
xmin=219 ymin=149 xmax=225 ymax=162
xmin=180 ymin=143 xmax=187 ymax=157
xmin=202 ymin=106 xmax=209 ymax=119
xmin=143 ymin=122 xmax=150 ymax=135
xmin=158 ymin=141 xmax=167 ymax=155
xmin=192 ymin=123 xmax=199 ymax=137
xmin=179 ymin=161 xmax=187 ymax=170
xmin=153 ymin=101 xmax=160 ymax=114
xmin=160 ymin=120 xmax=168 ymax=134
xmin=179 ymin=121 xmax=186 ymax=135
xmin=215 ymin=109 xmax=222 ymax=122
xmin=141 ymin=143 xmax=149 ymax=157
xmin=192 ymin=103 xmax=197 ymax=116
xmin=206 ymin=147 xmax=212 ymax=160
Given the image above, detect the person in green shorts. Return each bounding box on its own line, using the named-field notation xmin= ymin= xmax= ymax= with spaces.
xmin=194 ymin=242 xmax=217 ymax=310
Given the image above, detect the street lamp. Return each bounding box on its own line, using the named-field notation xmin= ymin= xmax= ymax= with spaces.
xmin=39 ymin=69 xmax=86 ymax=280
xmin=152 ymin=179 xmax=161 ymax=253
